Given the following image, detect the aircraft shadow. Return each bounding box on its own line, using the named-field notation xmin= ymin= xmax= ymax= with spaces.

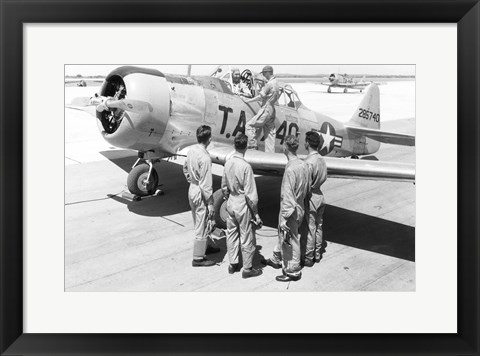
xmin=254 ymin=176 xmax=415 ymax=262
xmin=101 ymin=151 xmax=221 ymax=217
xmin=101 ymin=151 xmax=414 ymax=262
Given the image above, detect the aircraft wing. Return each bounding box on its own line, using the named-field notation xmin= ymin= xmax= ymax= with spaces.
xmin=345 ymin=125 xmax=415 ymax=146
xmin=209 ymin=146 xmax=415 ymax=182
xmin=65 ymin=97 xmax=97 ymax=116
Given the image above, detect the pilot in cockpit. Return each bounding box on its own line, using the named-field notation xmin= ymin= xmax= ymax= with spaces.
xmin=232 ymin=68 xmax=253 ymax=98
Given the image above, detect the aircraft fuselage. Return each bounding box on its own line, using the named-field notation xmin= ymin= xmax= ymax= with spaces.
xmin=96 ymin=66 xmax=379 ymax=160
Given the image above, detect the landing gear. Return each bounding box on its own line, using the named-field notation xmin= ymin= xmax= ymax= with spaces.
xmin=327 ymin=86 xmax=332 ymax=93
xmin=127 ymin=161 xmax=159 ymax=196
xmin=344 ymin=88 xmax=348 ymax=93
xmin=212 ymin=189 xmax=228 ymax=229
xmin=351 ymin=155 xmax=360 ymax=159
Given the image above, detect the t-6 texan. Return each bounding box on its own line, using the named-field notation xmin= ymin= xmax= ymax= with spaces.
xmin=321 ymin=73 xmax=374 ymax=93
xmin=68 ymin=65 xmax=415 ymax=223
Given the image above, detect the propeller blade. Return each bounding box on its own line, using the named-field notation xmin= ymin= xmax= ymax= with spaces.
xmin=106 ymin=99 xmax=153 ymax=114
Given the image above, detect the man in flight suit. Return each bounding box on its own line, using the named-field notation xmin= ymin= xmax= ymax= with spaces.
xmin=243 ymin=65 xmax=279 ymax=153
xmin=221 ymin=134 xmax=263 ymax=278
xmin=232 ymin=68 xmax=252 ymax=98
xmin=263 ymin=135 xmax=310 ymax=282
xmin=183 ymin=125 xmax=219 ymax=267
xmin=302 ymin=131 xmax=328 ymax=267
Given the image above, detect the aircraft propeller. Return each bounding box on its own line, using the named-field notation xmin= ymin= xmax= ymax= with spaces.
xmin=68 ymin=96 xmax=153 ymax=114
xmin=92 ymin=96 xmax=153 ymax=114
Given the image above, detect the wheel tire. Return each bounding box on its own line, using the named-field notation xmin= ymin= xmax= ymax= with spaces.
xmin=127 ymin=164 xmax=159 ymax=196
xmin=327 ymin=86 xmax=331 ymax=93
xmin=344 ymin=88 xmax=348 ymax=93
xmin=212 ymin=189 xmax=228 ymax=230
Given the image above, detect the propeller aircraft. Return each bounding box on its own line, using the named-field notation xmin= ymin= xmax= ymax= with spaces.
xmin=67 ymin=65 xmax=415 ymax=228
xmin=321 ymin=73 xmax=374 ymax=93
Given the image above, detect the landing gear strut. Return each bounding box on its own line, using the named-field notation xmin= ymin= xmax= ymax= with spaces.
xmin=127 ymin=159 xmax=159 ymax=196
xmin=327 ymin=86 xmax=332 ymax=93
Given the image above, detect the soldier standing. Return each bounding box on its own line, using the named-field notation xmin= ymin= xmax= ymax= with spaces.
xmin=221 ymin=134 xmax=263 ymax=278
xmin=243 ymin=65 xmax=279 ymax=153
xmin=263 ymin=135 xmax=310 ymax=282
xmin=183 ymin=125 xmax=219 ymax=267
xmin=303 ymin=131 xmax=328 ymax=267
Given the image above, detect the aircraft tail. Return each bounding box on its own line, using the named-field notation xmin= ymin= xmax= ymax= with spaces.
xmin=345 ymin=83 xmax=415 ymax=147
xmin=348 ymin=83 xmax=380 ymax=129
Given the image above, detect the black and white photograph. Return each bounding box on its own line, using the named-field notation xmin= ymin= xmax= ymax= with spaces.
xmin=65 ymin=64 xmax=415 ymax=292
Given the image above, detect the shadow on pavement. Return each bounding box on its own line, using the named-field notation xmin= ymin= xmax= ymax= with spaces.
xmin=102 ymin=151 xmax=414 ymax=262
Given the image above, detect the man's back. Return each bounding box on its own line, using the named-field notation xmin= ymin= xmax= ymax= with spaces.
xmin=184 ymin=145 xmax=210 ymax=183
xmin=223 ymin=155 xmax=258 ymax=206
xmin=305 ymin=152 xmax=327 ymax=193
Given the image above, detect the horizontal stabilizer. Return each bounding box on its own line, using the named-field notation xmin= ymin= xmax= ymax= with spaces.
xmin=209 ymin=146 xmax=415 ymax=183
xmin=345 ymin=125 xmax=415 ymax=146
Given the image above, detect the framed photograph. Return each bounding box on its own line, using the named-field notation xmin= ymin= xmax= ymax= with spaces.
xmin=1 ymin=1 xmax=479 ymax=355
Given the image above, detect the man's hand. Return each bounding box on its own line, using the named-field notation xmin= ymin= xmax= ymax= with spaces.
xmin=207 ymin=204 xmax=215 ymax=220
xmin=279 ymin=220 xmax=290 ymax=233
xmin=254 ymin=214 xmax=263 ymax=229
xmin=279 ymin=220 xmax=292 ymax=245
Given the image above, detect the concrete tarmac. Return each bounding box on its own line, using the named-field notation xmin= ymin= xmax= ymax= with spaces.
xmin=65 ymin=81 xmax=415 ymax=292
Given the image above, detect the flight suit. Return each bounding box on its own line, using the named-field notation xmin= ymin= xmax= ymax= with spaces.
xmin=271 ymin=157 xmax=310 ymax=278
xmin=233 ymin=81 xmax=252 ymax=98
xmin=183 ymin=144 xmax=214 ymax=260
xmin=246 ymin=76 xmax=279 ymax=153
xmin=304 ymin=151 xmax=328 ymax=263
xmin=221 ymin=154 xmax=258 ymax=270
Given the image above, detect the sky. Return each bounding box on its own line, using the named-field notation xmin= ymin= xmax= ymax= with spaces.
xmin=65 ymin=64 xmax=414 ymax=77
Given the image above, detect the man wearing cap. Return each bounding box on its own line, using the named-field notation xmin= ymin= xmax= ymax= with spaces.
xmin=183 ymin=125 xmax=220 ymax=267
xmin=302 ymin=131 xmax=328 ymax=267
xmin=262 ymin=135 xmax=310 ymax=282
xmin=232 ymin=68 xmax=252 ymax=98
xmin=243 ymin=65 xmax=279 ymax=153
xmin=221 ymin=133 xmax=263 ymax=278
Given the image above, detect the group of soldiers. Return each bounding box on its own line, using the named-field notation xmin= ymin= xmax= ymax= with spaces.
xmin=182 ymin=65 xmax=327 ymax=282
xmin=183 ymin=126 xmax=327 ymax=282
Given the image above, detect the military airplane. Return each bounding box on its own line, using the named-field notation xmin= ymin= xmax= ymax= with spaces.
xmin=321 ymin=73 xmax=374 ymax=93
xmin=67 ymin=65 xmax=415 ymax=228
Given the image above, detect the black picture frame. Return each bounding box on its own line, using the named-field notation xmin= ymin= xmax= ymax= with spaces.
xmin=1 ymin=1 xmax=479 ymax=355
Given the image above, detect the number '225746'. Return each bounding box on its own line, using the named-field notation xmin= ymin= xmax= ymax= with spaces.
xmin=358 ymin=108 xmax=380 ymax=123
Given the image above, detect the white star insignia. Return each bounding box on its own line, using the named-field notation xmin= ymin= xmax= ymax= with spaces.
xmin=320 ymin=125 xmax=334 ymax=152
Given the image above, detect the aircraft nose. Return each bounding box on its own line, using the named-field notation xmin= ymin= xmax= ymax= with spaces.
xmin=95 ymin=66 xmax=171 ymax=150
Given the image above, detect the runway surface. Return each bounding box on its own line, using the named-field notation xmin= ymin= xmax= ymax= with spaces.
xmin=65 ymin=81 xmax=415 ymax=292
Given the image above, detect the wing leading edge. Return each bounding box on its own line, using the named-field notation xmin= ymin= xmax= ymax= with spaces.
xmin=209 ymin=146 xmax=415 ymax=183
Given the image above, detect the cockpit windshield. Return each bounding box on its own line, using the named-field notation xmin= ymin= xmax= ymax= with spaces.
xmin=277 ymin=84 xmax=302 ymax=110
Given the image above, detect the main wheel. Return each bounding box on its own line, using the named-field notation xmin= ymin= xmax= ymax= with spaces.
xmin=344 ymin=88 xmax=348 ymax=93
xmin=327 ymin=86 xmax=331 ymax=93
xmin=212 ymin=189 xmax=228 ymax=229
xmin=127 ymin=164 xmax=159 ymax=196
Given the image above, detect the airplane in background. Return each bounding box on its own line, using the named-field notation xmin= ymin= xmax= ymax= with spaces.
xmin=67 ymin=65 xmax=415 ymax=228
xmin=65 ymin=77 xmax=105 ymax=87
xmin=321 ymin=73 xmax=375 ymax=93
